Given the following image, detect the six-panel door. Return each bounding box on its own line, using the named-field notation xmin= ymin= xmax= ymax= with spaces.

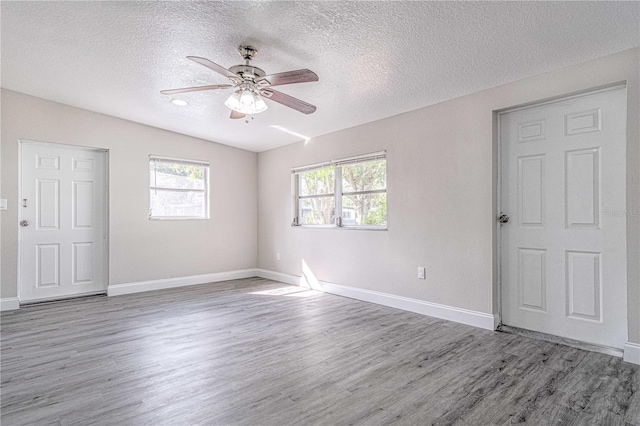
xmin=500 ymin=87 xmax=627 ymax=349
xmin=20 ymin=143 xmax=107 ymax=302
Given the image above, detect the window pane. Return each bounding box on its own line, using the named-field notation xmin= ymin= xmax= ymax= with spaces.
xmin=150 ymin=162 xmax=206 ymax=190
xmin=342 ymin=159 xmax=386 ymax=193
xmin=299 ymin=167 xmax=335 ymax=196
xmin=342 ymin=193 xmax=386 ymax=226
xmin=150 ymin=189 xmax=205 ymax=218
xmin=300 ymin=197 xmax=335 ymax=225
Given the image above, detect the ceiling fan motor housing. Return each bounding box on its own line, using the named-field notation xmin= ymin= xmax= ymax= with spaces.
xmin=228 ymin=64 xmax=266 ymax=81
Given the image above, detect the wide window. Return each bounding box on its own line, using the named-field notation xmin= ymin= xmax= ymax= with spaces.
xmin=149 ymin=156 xmax=209 ymax=219
xmin=293 ymin=152 xmax=386 ymax=229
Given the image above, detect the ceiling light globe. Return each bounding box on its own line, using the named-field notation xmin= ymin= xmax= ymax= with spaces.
xmin=253 ymin=96 xmax=268 ymax=113
xmin=240 ymin=89 xmax=255 ymax=107
xmin=224 ymin=91 xmax=242 ymax=111
xmin=225 ymin=89 xmax=268 ymax=115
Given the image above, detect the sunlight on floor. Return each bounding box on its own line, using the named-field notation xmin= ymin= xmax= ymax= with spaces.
xmin=249 ymin=287 xmax=322 ymax=298
xmin=250 ymin=287 xmax=303 ymax=296
xmin=250 ymin=259 xmax=325 ymax=298
xmin=285 ymin=289 xmax=323 ymax=298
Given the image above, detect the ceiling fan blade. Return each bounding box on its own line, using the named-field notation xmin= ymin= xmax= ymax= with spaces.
xmin=257 ymin=69 xmax=319 ymax=87
xmin=160 ymin=84 xmax=233 ymax=95
xmin=230 ymin=110 xmax=245 ymax=120
xmin=187 ymin=56 xmax=239 ymax=79
xmin=261 ymin=89 xmax=316 ymax=114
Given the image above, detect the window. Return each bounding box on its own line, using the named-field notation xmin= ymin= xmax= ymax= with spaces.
xmin=149 ymin=156 xmax=209 ymax=219
xmin=298 ymin=167 xmax=336 ymax=225
xmin=293 ymin=152 xmax=386 ymax=229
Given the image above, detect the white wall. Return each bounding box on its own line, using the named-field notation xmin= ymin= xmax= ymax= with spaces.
xmin=2 ymin=49 xmax=637 ymax=346
xmin=1 ymin=89 xmax=257 ymax=297
xmin=257 ymin=48 xmax=640 ymax=344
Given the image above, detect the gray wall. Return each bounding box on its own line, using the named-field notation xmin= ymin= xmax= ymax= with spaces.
xmin=1 ymin=89 xmax=258 ymax=296
xmin=257 ymin=48 xmax=640 ymax=344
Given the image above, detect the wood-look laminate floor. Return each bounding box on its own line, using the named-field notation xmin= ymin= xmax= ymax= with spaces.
xmin=1 ymin=278 xmax=639 ymax=426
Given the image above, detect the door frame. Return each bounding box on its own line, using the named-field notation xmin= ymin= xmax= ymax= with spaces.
xmin=494 ymin=83 xmax=628 ymax=338
xmin=17 ymin=139 xmax=110 ymax=303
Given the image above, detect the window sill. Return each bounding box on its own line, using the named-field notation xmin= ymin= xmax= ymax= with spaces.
xmin=342 ymin=226 xmax=387 ymax=231
xmin=294 ymin=225 xmax=387 ymax=231
xmin=149 ymin=217 xmax=210 ymax=221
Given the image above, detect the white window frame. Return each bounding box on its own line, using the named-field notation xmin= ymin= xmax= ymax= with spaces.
xmin=149 ymin=155 xmax=210 ymax=220
xmin=292 ymin=151 xmax=387 ymax=230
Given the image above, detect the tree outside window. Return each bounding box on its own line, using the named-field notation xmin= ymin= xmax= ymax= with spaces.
xmin=295 ymin=153 xmax=386 ymax=228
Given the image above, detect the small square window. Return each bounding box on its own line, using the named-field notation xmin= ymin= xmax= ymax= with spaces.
xmin=149 ymin=156 xmax=209 ymax=220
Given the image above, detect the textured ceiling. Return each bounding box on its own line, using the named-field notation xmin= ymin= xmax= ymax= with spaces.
xmin=1 ymin=2 xmax=639 ymax=152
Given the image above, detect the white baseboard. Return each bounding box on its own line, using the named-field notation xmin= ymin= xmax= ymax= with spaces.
xmin=108 ymin=269 xmax=258 ymax=296
xmin=256 ymin=269 xmax=300 ymax=286
xmin=624 ymin=342 xmax=640 ymax=365
xmin=0 ymin=297 xmax=20 ymax=311
xmin=255 ymin=269 xmax=498 ymax=331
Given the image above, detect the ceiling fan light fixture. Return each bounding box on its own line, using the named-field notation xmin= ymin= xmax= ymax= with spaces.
xmin=162 ymin=47 xmax=317 ymax=119
xmin=225 ymin=88 xmax=268 ymax=115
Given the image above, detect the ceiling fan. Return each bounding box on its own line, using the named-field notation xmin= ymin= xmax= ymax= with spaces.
xmin=161 ymin=45 xmax=319 ymax=120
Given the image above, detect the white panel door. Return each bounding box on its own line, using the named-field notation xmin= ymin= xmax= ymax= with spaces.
xmin=500 ymin=87 xmax=627 ymax=349
xmin=20 ymin=142 xmax=107 ymax=302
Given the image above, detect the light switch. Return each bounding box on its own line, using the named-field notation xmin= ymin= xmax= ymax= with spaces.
xmin=418 ymin=267 xmax=426 ymax=280
xmin=0 ymin=199 xmax=7 ymax=210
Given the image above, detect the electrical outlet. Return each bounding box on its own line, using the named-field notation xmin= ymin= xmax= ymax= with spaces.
xmin=0 ymin=199 xmax=7 ymax=210
xmin=276 ymin=252 xmax=281 ymax=261
xmin=418 ymin=267 xmax=426 ymax=280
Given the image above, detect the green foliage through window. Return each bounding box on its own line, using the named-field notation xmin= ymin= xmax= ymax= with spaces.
xmin=299 ymin=168 xmax=335 ymax=225
xmin=342 ymin=159 xmax=386 ymax=226
xmin=295 ymin=154 xmax=386 ymax=228
xmin=149 ymin=157 xmax=209 ymax=219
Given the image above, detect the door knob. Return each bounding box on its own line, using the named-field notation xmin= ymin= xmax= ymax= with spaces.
xmin=498 ymin=214 xmax=509 ymax=224
xmin=20 ymin=220 xmax=29 ymax=227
